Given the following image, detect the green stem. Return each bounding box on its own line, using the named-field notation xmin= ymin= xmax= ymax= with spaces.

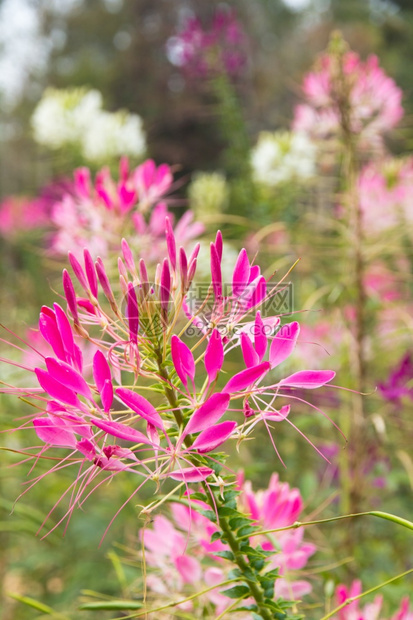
xmin=155 ymin=353 xmax=275 ymax=620
xmin=241 ymin=510 xmax=413 ymax=540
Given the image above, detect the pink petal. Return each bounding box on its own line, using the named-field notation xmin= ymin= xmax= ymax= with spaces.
xmin=54 ymin=303 xmax=75 ymax=359
xmin=93 ymin=350 xmax=111 ymax=392
xmin=35 ymin=368 xmax=80 ymax=407
xmin=101 ymin=379 xmax=114 ymax=413
xmin=204 ymin=329 xmax=224 ymax=382
xmin=264 ymin=404 xmax=290 ymax=422
xmin=222 ymin=362 xmax=270 ymax=394
xmin=192 ymin=420 xmax=237 ymax=453
xmin=116 ymin=387 xmax=163 ymax=429
xmin=33 ymin=417 xmax=77 ymax=448
xmin=45 ymin=357 xmax=92 ymax=400
xmin=184 ymin=392 xmax=230 ymax=436
xmin=210 ymin=242 xmax=222 ymax=300
xmin=174 ymin=555 xmax=202 ymax=584
xmin=92 ymin=418 xmax=153 ymax=445
xmin=171 ymin=335 xmax=195 ymax=386
xmin=232 ymin=248 xmax=250 ymax=297
xmin=241 ymin=333 xmax=259 ymax=368
xmin=165 ymin=216 xmax=177 ymax=271
xmin=84 ymin=248 xmax=98 ymax=297
xmin=280 ymin=370 xmax=336 ymax=389
xmin=169 ymin=466 xmax=214 ymax=482
xmin=127 ymin=283 xmax=139 ymax=344
xmin=269 ymin=322 xmax=300 ymax=368
xmin=39 ymin=308 xmax=66 ymax=361
xmin=254 ymin=311 xmax=267 ymax=361
xmin=160 ymin=258 xmax=171 ymax=313
xmin=62 ymin=269 xmax=79 ymax=322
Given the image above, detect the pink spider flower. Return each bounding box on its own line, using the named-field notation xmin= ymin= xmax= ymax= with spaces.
xmin=49 ymin=157 xmax=203 ymax=260
xmin=332 ymin=581 xmax=413 ymax=620
xmin=1 ymin=225 xmax=336 ymax=535
xmin=293 ymin=49 xmax=403 ymax=150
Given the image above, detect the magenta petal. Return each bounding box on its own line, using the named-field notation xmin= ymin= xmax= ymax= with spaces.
xmin=39 ymin=309 xmax=66 ymax=361
xmin=121 ymin=238 xmax=136 ymax=274
xmin=174 ymin=555 xmax=202 ymax=584
xmin=204 ymin=329 xmax=224 ymax=382
xmin=101 ymin=379 xmax=114 ymax=413
xmin=169 ymin=466 xmax=214 ymax=482
xmin=171 ymin=335 xmax=195 ymax=386
xmin=76 ymin=438 xmax=96 ymax=460
xmin=45 ymin=357 xmax=92 ymax=400
xmin=184 ymin=392 xmax=230 ymax=436
xmin=127 ymin=282 xmax=139 ymax=344
xmin=254 ymin=311 xmax=267 ymax=361
xmin=192 ymin=420 xmax=237 ymax=453
xmin=33 ymin=417 xmax=77 ymax=448
xmin=241 ymin=333 xmax=259 ymax=368
xmin=264 ymin=404 xmax=291 ymax=421
xmin=116 ymin=387 xmax=163 ymax=429
xmin=222 ymin=362 xmax=270 ymax=394
xmin=35 ymin=368 xmax=80 ymax=407
xmin=84 ymin=248 xmax=98 ymax=297
xmin=63 ymin=269 xmax=79 ymax=321
xmin=93 ymin=350 xmax=112 ymax=393
xmin=165 ymin=216 xmax=177 ymax=271
xmin=54 ymin=303 xmax=75 ymax=358
xmin=280 ymin=370 xmax=336 ymax=389
xmin=232 ymin=248 xmax=250 ymax=297
xmin=92 ymin=418 xmax=153 ymax=444
xmin=269 ymin=322 xmax=300 ymax=368
xmin=210 ymin=242 xmax=222 ymax=300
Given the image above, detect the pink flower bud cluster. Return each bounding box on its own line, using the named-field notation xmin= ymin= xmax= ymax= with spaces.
xmin=141 ymin=473 xmax=315 ymax=613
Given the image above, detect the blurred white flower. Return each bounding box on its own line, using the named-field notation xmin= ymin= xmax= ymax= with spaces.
xmin=81 ymin=110 xmax=146 ymax=162
xmin=188 ymin=171 xmax=229 ymax=217
xmin=251 ymin=130 xmax=316 ymax=187
xmin=31 ymin=87 xmax=146 ymax=162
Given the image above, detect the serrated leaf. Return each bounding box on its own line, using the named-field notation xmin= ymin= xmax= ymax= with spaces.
xmin=221 ymin=585 xmax=250 ymax=599
xmin=79 ymin=601 xmax=143 ymax=610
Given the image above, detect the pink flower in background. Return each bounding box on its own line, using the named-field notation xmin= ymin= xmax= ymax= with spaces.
xmin=358 ymin=159 xmax=413 ymax=234
xmin=141 ymin=473 xmax=315 ymax=612
xmin=0 ymin=196 xmax=48 ymax=237
xmin=167 ymin=8 xmax=248 ymax=79
xmin=332 ymin=581 xmax=413 ymax=620
xmin=238 ymin=473 xmax=316 ymax=599
xmin=49 ymin=157 xmax=203 ymax=259
xmin=294 ymin=51 xmax=403 ymax=148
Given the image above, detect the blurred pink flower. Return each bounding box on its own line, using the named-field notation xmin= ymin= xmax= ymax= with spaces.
xmin=167 ymin=8 xmax=248 ymax=79
xmin=294 ymin=51 xmax=403 ymax=148
xmin=48 ymin=158 xmax=203 ymax=260
xmin=0 ymin=196 xmax=48 ymax=237
xmin=333 ymin=580 xmax=413 ymax=620
xmin=358 ymin=159 xmax=413 ymax=234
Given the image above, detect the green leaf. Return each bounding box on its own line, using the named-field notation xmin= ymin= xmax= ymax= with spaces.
xmin=237 ymin=525 xmax=257 ymax=538
xmin=7 ymin=593 xmax=63 ymax=616
xmin=218 ymin=506 xmax=239 ymax=517
xmin=229 ymin=516 xmax=253 ymax=530
xmin=79 ymin=601 xmax=143 ymax=610
xmin=198 ymin=509 xmax=217 ymax=522
xmin=210 ymin=531 xmax=222 ymax=542
xmin=252 ymin=613 xmax=265 ymax=620
xmin=221 ymin=585 xmax=250 ymax=599
xmin=214 ymin=550 xmax=235 ymax=561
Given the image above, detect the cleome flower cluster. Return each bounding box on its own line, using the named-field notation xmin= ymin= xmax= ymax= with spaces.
xmin=2 ymin=225 xmax=336 ymax=537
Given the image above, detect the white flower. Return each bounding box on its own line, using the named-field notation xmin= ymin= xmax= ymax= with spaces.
xmin=31 ymin=87 xmax=146 ymax=162
xmin=251 ymin=130 xmax=316 ymax=187
xmin=81 ymin=110 xmax=146 ymax=162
